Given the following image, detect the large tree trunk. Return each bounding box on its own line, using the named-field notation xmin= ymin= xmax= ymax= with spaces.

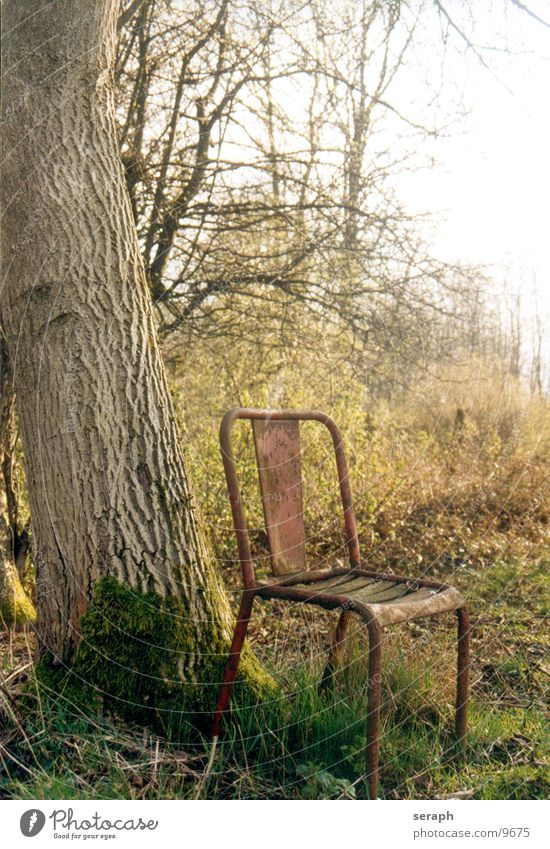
xmin=0 ymin=1 xmax=265 ymax=716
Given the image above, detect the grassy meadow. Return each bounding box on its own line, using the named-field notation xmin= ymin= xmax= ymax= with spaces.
xmin=1 ymin=344 xmax=549 ymax=800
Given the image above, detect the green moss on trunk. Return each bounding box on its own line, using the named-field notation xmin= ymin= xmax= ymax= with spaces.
xmin=0 ymin=560 xmax=35 ymax=627
xmin=39 ymin=576 xmax=276 ymax=735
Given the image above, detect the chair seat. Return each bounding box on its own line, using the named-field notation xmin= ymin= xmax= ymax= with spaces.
xmin=255 ymin=568 xmax=464 ymax=627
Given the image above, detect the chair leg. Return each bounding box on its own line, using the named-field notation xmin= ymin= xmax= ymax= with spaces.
xmin=366 ymin=620 xmax=383 ymax=799
xmin=319 ymin=609 xmax=352 ymax=692
xmin=211 ymin=591 xmax=255 ymax=738
xmin=455 ymin=606 xmax=470 ymax=752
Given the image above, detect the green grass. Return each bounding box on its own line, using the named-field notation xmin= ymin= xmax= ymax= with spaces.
xmin=1 ymin=553 xmax=548 ymax=800
xmin=1 ymin=630 xmax=547 ymax=800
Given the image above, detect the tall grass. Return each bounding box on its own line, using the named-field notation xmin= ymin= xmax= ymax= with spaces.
xmin=2 ymin=615 xmax=547 ymax=800
xmin=174 ymin=341 xmax=550 ymax=581
xmin=1 ymin=343 xmax=549 ymax=800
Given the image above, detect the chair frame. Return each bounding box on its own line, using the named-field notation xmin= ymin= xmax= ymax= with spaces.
xmin=212 ymin=407 xmax=470 ymax=798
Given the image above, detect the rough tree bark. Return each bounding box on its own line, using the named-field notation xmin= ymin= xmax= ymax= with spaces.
xmin=0 ymin=0 xmax=268 ymax=717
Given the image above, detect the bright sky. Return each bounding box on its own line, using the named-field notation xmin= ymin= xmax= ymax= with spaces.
xmin=397 ymin=3 xmax=550 ymax=321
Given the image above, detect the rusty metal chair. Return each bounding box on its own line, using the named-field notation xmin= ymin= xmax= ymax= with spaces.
xmin=212 ymin=408 xmax=470 ymax=798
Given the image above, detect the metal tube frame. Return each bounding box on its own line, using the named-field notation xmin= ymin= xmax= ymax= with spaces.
xmin=455 ymin=606 xmax=470 ymax=750
xmin=212 ymin=407 xmax=470 ymax=799
xmin=366 ymin=620 xmax=382 ymax=799
xmin=211 ymin=589 xmax=256 ymax=738
xmin=219 ymin=408 xmax=361 ymax=591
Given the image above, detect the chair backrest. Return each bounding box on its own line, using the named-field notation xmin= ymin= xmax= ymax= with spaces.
xmin=219 ymin=408 xmax=360 ymax=588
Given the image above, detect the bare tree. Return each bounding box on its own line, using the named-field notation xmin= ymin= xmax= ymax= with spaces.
xmin=114 ymin=5 xmax=464 ymax=330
